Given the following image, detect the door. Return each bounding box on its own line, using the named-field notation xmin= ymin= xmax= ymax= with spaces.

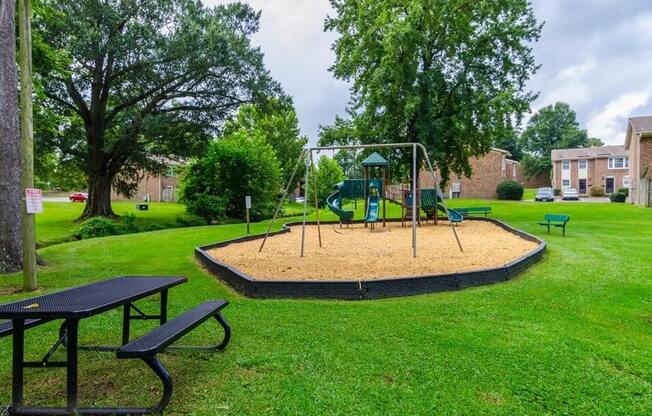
xmin=605 ymin=177 xmax=615 ymax=194
xmin=578 ymin=179 xmax=587 ymax=195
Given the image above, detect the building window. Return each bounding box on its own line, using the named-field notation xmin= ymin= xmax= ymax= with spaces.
xmin=624 ymin=176 xmax=630 ymax=187
xmin=562 ymin=160 xmax=570 ymax=170
xmin=562 ymin=179 xmax=570 ymax=187
xmin=608 ymin=157 xmax=629 ymax=169
xmin=578 ymin=160 xmax=587 ymax=169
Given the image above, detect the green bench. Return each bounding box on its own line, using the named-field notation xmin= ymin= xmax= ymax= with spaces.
xmin=538 ymin=214 xmax=570 ymax=236
xmin=456 ymin=207 xmax=492 ymax=217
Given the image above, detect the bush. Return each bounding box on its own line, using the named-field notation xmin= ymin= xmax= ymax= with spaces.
xmin=175 ymin=214 xmax=208 ymax=227
xmin=553 ymin=188 xmax=561 ymax=196
xmin=184 ymin=194 xmax=227 ymax=223
xmin=74 ymin=217 xmax=119 ymax=239
xmin=496 ymin=180 xmax=524 ymax=200
xmin=618 ymin=187 xmax=629 ymax=197
xmin=121 ymin=213 xmax=139 ymax=234
xmin=181 ymin=131 xmax=282 ymax=221
xmin=589 ymin=185 xmax=605 ymax=197
xmin=609 ymin=192 xmax=626 ymax=203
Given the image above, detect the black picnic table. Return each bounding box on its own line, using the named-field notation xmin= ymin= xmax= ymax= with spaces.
xmin=0 ymin=276 xmax=231 ymax=415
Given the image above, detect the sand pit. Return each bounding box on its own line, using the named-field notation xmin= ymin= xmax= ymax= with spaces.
xmin=206 ymin=221 xmax=539 ymax=281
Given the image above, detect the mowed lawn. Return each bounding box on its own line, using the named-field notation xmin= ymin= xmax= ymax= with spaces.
xmin=0 ymin=201 xmax=651 ymax=415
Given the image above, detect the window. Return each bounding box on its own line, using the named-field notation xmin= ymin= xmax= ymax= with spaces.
xmin=624 ymin=176 xmax=630 ymax=187
xmin=562 ymin=160 xmax=570 ymax=170
xmin=562 ymin=179 xmax=570 ymax=187
xmin=578 ymin=160 xmax=587 ymax=169
xmin=608 ymin=157 xmax=629 ymax=169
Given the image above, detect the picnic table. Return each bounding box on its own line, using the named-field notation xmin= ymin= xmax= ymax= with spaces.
xmin=0 ymin=276 xmax=230 ymax=415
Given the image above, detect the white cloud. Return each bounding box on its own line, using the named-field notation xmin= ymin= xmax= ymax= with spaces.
xmin=587 ymin=90 xmax=651 ymax=143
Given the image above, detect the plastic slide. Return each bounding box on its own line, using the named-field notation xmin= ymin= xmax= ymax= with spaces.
xmin=326 ymin=190 xmax=354 ymax=222
xmin=365 ymin=186 xmax=380 ymax=223
xmin=437 ymin=203 xmax=463 ymax=223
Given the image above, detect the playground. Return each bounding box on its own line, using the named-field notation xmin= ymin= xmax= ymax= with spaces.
xmin=207 ymin=221 xmax=539 ymax=281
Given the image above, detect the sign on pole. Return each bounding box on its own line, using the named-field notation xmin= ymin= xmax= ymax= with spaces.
xmin=245 ymin=196 xmax=251 ymax=234
xmin=25 ymin=188 xmax=43 ymax=214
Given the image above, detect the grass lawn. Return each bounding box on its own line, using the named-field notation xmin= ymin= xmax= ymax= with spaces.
xmin=1 ymin=200 xmax=651 ymax=415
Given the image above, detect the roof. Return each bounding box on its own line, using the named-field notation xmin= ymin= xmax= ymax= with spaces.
xmin=491 ymin=147 xmax=512 ymax=157
xmin=551 ymin=145 xmax=627 ymax=161
xmin=626 ymin=116 xmax=652 ymax=149
xmin=361 ymin=152 xmax=388 ymax=167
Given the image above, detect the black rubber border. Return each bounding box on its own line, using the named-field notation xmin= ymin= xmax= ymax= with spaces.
xmin=195 ymin=218 xmax=546 ymax=300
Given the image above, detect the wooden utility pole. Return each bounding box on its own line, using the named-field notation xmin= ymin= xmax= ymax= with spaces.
xmin=19 ymin=0 xmax=36 ymax=291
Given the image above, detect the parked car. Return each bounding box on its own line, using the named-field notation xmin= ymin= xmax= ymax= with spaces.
xmin=69 ymin=192 xmax=88 ymax=202
xmin=535 ymin=187 xmax=554 ymax=202
xmin=562 ymin=188 xmax=580 ymax=200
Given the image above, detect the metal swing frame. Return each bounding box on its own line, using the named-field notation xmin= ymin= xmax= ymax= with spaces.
xmin=259 ymin=142 xmax=463 ymax=258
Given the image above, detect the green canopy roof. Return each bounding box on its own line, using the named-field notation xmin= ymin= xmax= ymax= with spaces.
xmin=361 ymin=152 xmax=388 ymax=167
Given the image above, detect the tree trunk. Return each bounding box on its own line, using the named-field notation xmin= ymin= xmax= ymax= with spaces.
xmin=0 ymin=0 xmax=23 ymax=271
xmin=81 ymin=171 xmax=116 ymax=218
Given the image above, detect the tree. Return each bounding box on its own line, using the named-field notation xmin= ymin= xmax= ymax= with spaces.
xmin=35 ymin=0 xmax=279 ymax=218
xmin=0 ymin=0 xmax=23 ymax=272
xmin=310 ymin=156 xmax=345 ymax=207
xmin=224 ymin=99 xmax=307 ymax=184
xmin=325 ymin=0 xmax=542 ymax=185
xmin=181 ymin=131 xmax=282 ymax=221
xmin=494 ymin=130 xmax=524 ymax=161
xmin=520 ymin=102 xmax=595 ymax=177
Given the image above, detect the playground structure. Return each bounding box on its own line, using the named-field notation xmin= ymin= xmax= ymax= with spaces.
xmin=260 ymin=142 xmax=463 ymax=258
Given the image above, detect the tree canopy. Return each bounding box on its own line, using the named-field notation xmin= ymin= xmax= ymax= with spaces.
xmin=35 ymin=0 xmax=280 ymax=217
xmin=324 ymin=0 xmax=542 ymax=185
xmin=520 ymin=102 xmax=601 ymax=177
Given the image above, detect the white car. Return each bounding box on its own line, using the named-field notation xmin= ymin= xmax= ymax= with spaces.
xmin=562 ymin=188 xmax=579 ymax=200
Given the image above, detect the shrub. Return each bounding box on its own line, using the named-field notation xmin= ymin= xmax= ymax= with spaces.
xmin=181 ymin=131 xmax=282 ymax=221
xmin=589 ymin=185 xmax=605 ymax=197
xmin=618 ymin=187 xmax=629 ymax=197
xmin=553 ymin=188 xmax=561 ymax=196
xmin=609 ymin=192 xmax=626 ymax=203
xmin=121 ymin=213 xmax=139 ymax=234
xmin=175 ymin=214 xmax=208 ymax=227
xmin=496 ymin=180 xmax=524 ymax=200
xmin=74 ymin=217 xmax=119 ymax=239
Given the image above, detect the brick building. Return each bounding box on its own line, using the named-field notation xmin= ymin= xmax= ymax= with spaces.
xmin=111 ymin=160 xmax=183 ymax=202
xmin=420 ymin=148 xmax=526 ymax=199
xmin=551 ymin=145 xmax=629 ymax=196
xmin=625 ymin=116 xmax=652 ymax=206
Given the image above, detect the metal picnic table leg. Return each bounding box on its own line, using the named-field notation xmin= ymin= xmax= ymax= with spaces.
xmin=11 ymin=319 xmax=25 ymax=410
xmin=160 ymin=290 xmax=168 ymax=325
xmin=122 ymin=303 xmax=131 ymax=345
xmin=66 ymin=319 xmax=79 ymax=413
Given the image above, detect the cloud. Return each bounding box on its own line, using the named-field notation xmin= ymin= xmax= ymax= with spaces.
xmin=587 ymin=90 xmax=651 ymax=143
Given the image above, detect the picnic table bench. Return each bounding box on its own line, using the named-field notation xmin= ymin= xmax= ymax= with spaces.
xmin=538 ymin=214 xmax=570 ymax=236
xmin=0 ymin=276 xmax=230 ymax=415
xmin=455 ymin=207 xmax=492 ymax=217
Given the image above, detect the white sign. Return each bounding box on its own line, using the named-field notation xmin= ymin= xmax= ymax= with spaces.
xmin=452 ymin=182 xmax=461 ymax=193
xmin=25 ymin=188 xmax=43 ymax=214
xmin=245 ymin=195 xmax=252 ymax=209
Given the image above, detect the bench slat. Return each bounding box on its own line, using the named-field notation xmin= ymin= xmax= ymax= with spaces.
xmin=117 ymin=300 xmax=228 ymax=359
xmin=0 ymin=319 xmax=47 ymax=338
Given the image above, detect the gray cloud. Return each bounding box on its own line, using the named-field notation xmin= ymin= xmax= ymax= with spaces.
xmin=206 ymin=0 xmax=652 ymax=146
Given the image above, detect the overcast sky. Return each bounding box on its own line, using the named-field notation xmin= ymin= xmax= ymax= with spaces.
xmin=207 ymin=0 xmax=652 ymax=146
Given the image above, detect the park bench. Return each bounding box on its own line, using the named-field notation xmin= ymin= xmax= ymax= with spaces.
xmin=0 ymin=276 xmax=231 ymax=415
xmin=538 ymin=214 xmax=570 ymax=236
xmin=455 ymin=207 xmax=492 ymax=217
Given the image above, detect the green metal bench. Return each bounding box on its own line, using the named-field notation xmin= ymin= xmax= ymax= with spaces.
xmin=456 ymin=207 xmax=492 ymax=217
xmin=538 ymin=214 xmax=570 ymax=236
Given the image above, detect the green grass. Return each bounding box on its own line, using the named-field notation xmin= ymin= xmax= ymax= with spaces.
xmin=1 ymin=201 xmax=651 ymax=415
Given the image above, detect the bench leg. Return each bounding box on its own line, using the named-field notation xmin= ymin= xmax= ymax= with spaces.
xmin=142 ymin=356 xmax=173 ymax=414
xmin=215 ymin=312 xmax=231 ymax=350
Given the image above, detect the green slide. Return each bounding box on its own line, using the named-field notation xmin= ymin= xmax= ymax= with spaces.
xmin=365 ymin=184 xmax=380 ymax=223
xmin=437 ymin=203 xmax=463 ymax=223
xmin=326 ymin=187 xmax=354 ymax=222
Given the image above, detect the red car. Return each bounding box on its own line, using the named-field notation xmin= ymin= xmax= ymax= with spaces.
xmin=69 ymin=192 xmax=88 ymax=202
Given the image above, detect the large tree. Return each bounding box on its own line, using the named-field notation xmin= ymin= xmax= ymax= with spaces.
xmin=520 ymin=102 xmax=599 ymax=177
xmin=35 ymin=0 xmax=279 ymax=217
xmin=325 ymin=0 xmax=542 ymax=185
xmin=0 ymin=0 xmax=23 ymax=272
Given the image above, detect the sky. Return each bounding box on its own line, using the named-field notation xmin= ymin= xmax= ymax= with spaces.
xmin=206 ymin=0 xmax=652 ymax=146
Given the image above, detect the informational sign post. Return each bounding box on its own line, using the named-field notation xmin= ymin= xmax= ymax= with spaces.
xmin=245 ymin=196 xmax=252 ymax=234
xmin=25 ymin=188 xmax=43 ymax=214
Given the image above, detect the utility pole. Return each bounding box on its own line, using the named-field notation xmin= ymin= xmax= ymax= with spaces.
xmin=19 ymin=0 xmax=36 ymax=291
